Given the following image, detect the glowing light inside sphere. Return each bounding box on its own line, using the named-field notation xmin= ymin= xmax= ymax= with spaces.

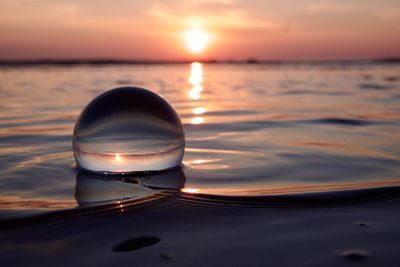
xmin=115 ymin=153 xmax=122 ymax=162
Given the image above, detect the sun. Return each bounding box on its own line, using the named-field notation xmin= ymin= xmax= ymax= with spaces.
xmin=185 ymin=28 xmax=209 ymax=53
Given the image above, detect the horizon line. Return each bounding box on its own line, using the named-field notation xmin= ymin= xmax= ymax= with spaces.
xmin=0 ymin=57 xmax=399 ymax=66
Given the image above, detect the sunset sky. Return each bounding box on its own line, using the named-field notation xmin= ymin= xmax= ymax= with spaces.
xmin=0 ymin=0 xmax=399 ymax=60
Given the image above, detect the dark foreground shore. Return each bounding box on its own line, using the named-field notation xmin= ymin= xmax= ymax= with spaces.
xmin=1 ymin=187 xmax=400 ymax=267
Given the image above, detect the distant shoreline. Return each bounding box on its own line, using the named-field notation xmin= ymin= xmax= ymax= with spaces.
xmin=0 ymin=57 xmax=399 ymax=66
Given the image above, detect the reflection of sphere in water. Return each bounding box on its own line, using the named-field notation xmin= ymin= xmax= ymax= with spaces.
xmin=73 ymin=87 xmax=185 ymax=173
xmin=75 ymin=168 xmax=186 ymax=205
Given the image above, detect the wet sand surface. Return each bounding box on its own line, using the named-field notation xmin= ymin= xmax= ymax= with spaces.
xmin=1 ymin=187 xmax=400 ymax=267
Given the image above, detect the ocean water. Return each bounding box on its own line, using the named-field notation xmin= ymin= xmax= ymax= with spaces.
xmin=0 ymin=62 xmax=399 ymax=218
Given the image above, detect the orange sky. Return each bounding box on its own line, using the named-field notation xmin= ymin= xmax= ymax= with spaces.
xmin=0 ymin=0 xmax=399 ymax=60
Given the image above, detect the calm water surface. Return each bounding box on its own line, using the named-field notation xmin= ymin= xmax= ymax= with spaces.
xmin=0 ymin=63 xmax=399 ymax=217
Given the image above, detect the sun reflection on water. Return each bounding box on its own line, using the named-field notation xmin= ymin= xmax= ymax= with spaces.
xmin=117 ymin=200 xmax=124 ymax=214
xmin=188 ymin=62 xmax=206 ymax=124
xmin=192 ymin=107 xmax=206 ymax=114
xmin=191 ymin=117 xmax=204 ymax=124
xmin=188 ymin=63 xmax=204 ymax=85
xmin=181 ymin=188 xmax=200 ymax=194
xmin=189 ymin=89 xmax=201 ymax=100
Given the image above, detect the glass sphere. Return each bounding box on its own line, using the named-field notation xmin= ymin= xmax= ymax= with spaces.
xmin=73 ymin=86 xmax=185 ymax=173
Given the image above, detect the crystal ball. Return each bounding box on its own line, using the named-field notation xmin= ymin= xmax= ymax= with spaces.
xmin=73 ymin=86 xmax=185 ymax=173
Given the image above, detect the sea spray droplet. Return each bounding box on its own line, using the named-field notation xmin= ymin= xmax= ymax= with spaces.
xmin=73 ymin=87 xmax=185 ymax=173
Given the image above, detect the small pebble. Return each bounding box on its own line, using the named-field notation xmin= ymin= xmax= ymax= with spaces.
xmin=342 ymin=249 xmax=368 ymax=261
xmin=159 ymin=252 xmax=175 ymax=260
xmin=113 ymin=236 xmax=160 ymax=252
xmin=356 ymin=221 xmax=369 ymax=227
